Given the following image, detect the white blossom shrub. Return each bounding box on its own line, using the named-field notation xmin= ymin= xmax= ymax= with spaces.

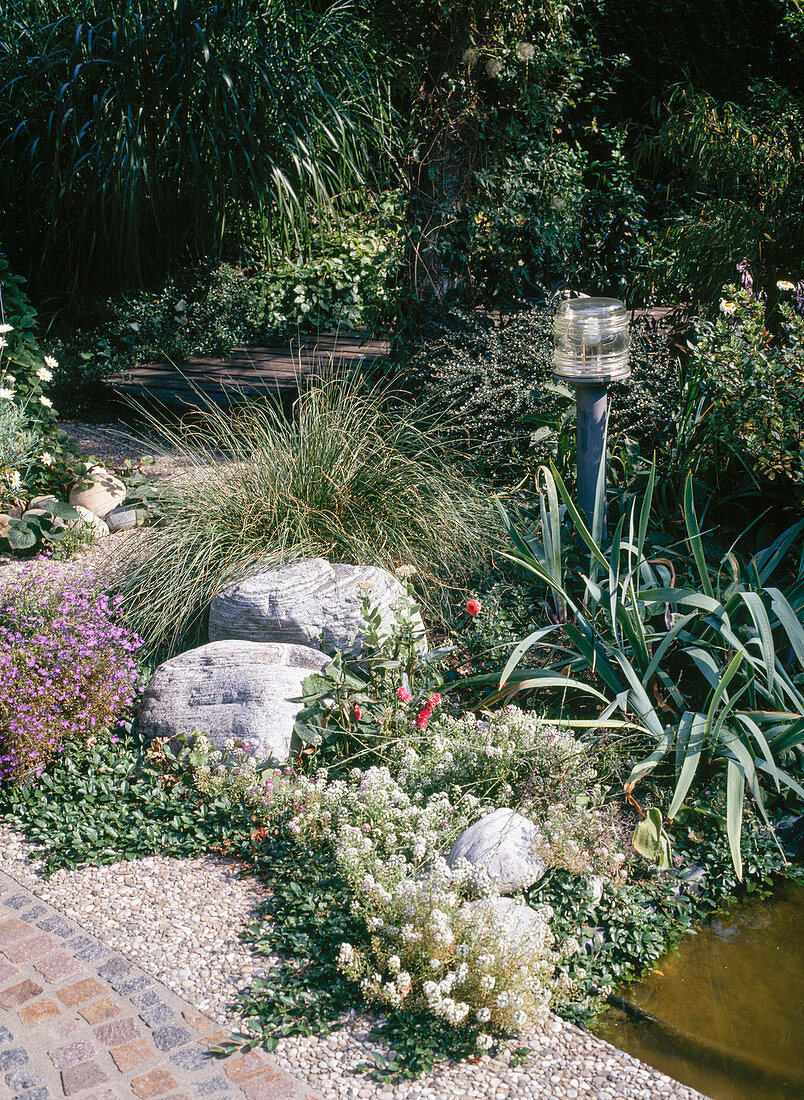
xmin=337 ymin=858 xmax=563 ymax=1042
xmin=390 ymin=709 xmax=628 ymax=880
xmin=186 ymin=738 xmax=566 ymax=1040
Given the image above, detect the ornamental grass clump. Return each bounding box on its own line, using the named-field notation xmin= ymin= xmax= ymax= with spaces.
xmin=120 ymin=374 xmax=497 ymax=655
xmin=0 ymin=564 xmax=141 ymax=784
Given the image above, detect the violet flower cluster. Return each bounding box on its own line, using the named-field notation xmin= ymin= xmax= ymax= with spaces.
xmin=0 ymin=562 xmax=142 ymax=784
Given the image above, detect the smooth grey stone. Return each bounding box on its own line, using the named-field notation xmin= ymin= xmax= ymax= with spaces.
xmin=208 ymin=558 xmax=426 ymax=656
xmin=105 ymin=504 xmax=139 ymax=532
xmin=69 ymin=504 xmax=110 ymax=537
xmin=137 ymin=640 xmax=330 ymax=763
xmin=447 ymin=808 xmax=546 ymax=895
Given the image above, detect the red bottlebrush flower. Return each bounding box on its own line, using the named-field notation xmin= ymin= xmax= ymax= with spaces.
xmin=353 ymin=704 xmax=362 ymax=722
xmin=426 ymin=693 xmax=442 ymax=708
xmin=396 ymin=685 xmax=412 ymax=703
xmin=466 ymin=598 xmax=482 ymax=616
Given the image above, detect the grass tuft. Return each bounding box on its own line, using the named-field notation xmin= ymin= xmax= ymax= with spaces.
xmin=119 ymin=374 xmax=498 ymax=656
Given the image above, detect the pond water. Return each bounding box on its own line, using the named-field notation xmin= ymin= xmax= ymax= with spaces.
xmin=593 ymin=880 xmax=804 ymax=1100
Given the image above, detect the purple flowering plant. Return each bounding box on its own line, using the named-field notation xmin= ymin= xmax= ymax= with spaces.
xmin=0 ymin=562 xmax=142 ymax=784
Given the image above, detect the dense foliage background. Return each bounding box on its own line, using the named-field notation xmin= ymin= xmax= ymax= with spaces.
xmin=1 ymin=0 xmax=801 ymax=312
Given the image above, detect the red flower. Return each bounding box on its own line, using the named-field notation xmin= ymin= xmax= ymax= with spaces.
xmin=466 ymin=598 xmax=482 ymax=616
xmin=415 ymin=693 xmax=442 ymax=730
xmin=396 ymin=685 xmax=412 ymax=703
xmin=353 ymin=704 xmax=362 ymax=722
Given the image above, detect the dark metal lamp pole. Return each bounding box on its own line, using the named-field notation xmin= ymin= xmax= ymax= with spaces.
xmin=553 ymin=298 xmax=631 ymax=536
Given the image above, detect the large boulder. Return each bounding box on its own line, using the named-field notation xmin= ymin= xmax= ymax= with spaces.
xmin=137 ymin=640 xmax=330 ymax=763
xmin=69 ymin=465 xmax=126 ymax=519
xmin=447 ymin=808 xmax=546 ymax=895
xmin=208 ymin=558 xmax=426 ymax=656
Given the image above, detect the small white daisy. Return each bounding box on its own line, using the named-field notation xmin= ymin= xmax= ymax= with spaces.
xmin=39 ymin=395 xmax=53 ymax=408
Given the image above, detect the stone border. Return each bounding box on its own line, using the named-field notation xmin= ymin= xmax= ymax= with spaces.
xmin=0 ymin=869 xmax=321 ymax=1100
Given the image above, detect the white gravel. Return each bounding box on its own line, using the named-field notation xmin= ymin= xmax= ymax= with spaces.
xmin=0 ymin=823 xmax=708 ymax=1099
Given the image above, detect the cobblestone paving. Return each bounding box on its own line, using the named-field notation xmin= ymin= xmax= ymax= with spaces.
xmin=0 ymin=870 xmax=321 ymax=1100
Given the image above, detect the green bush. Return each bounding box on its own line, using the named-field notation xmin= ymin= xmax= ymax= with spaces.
xmin=260 ymin=213 xmax=401 ymax=335
xmin=0 ymin=251 xmax=84 ymax=548
xmin=54 ymin=263 xmax=269 ymax=397
xmin=677 ymin=280 xmax=804 ymax=498
xmin=632 ymin=83 xmax=804 ymax=304
xmin=118 ymin=374 xmax=497 ymax=655
xmin=0 ymin=0 xmax=388 ymax=296
xmin=402 ymin=305 xmax=679 ymax=485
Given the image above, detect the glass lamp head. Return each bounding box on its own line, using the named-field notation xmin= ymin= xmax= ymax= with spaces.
xmin=553 ymin=297 xmax=631 ymax=383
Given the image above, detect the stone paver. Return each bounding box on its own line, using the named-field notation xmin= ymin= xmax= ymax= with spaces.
xmin=0 ymin=869 xmax=321 ymax=1100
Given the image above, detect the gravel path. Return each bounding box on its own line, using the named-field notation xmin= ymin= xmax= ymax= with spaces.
xmin=0 ymin=825 xmax=708 ymax=1100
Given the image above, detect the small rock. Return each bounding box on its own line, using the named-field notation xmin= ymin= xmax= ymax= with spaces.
xmin=28 ymin=494 xmax=60 ymax=510
xmin=22 ymin=507 xmax=65 ymax=529
xmin=69 ymin=505 xmax=110 ymax=538
xmin=447 ymin=808 xmax=545 ymax=894
xmin=105 ymin=504 xmax=139 ymax=533
xmin=69 ymin=464 xmax=126 ymax=519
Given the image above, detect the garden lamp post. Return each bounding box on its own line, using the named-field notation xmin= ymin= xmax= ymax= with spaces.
xmin=553 ymin=297 xmax=630 ymax=536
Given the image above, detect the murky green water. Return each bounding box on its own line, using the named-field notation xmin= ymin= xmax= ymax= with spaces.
xmin=593 ymin=880 xmax=804 ymax=1100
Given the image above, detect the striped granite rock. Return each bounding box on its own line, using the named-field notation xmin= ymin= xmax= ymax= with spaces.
xmin=208 ymin=558 xmax=426 ymax=656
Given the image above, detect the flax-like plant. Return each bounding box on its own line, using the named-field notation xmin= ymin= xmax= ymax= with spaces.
xmin=118 ymin=374 xmax=497 ymax=657
xmin=0 ymin=0 xmax=391 ymax=290
xmin=487 ymin=464 xmax=804 ymax=877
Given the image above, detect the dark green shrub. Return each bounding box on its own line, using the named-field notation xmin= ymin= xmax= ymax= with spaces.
xmin=402 ymin=306 xmax=679 ymax=485
xmin=0 ymin=0 xmax=388 ymax=296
